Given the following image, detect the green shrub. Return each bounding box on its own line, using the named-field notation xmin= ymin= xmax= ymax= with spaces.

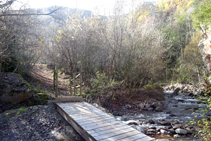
xmin=89 ymin=71 xmax=121 ymax=97
xmin=143 ymin=84 xmax=161 ymax=90
xmin=16 ymin=108 xmax=26 ymax=115
xmin=33 ymin=85 xmax=41 ymax=93
xmin=17 ymin=74 xmax=22 ymax=78
xmin=153 ymin=81 xmax=164 ymax=86
xmin=190 ymin=83 xmax=211 ymax=141
xmin=143 ymin=84 xmax=155 ymax=90
xmin=25 ymin=81 xmax=31 ymax=88
xmin=85 ymin=71 xmax=123 ymax=105
xmin=6 ymin=110 xmax=16 ymax=115
xmin=38 ymin=92 xmax=50 ymax=101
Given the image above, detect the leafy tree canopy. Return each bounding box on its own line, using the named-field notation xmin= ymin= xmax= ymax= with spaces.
xmin=192 ymin=0 xmax=211 ymax=29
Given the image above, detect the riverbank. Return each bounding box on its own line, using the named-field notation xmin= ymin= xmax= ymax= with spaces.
xmin=0 ymin=101 xmax=84 ymax=141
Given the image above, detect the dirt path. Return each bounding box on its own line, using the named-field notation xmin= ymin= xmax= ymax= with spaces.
xmin=0 ymin=64 xmax=71 ymax=113
xmin=30 ymin=64 xmax=70 ymax=96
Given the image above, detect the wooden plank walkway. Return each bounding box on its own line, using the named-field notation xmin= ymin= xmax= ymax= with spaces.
xmin=56 ymin=101 xmax=154 ymax=141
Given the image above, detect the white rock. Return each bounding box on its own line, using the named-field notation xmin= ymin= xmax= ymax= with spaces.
xmin=175 ymin=128 xmax=187 ymax=135
xmin=174 ymin=134 xmax=181 ymax=138
xmin=124 ymin=120 xmax=138 ymax=125
xmin=160 ymin=129 xmax=168 ymax=135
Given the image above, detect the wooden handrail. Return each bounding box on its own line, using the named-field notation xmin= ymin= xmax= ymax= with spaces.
xmin=53 ymin=66 xmax=83 ymax=96
xmin=70 ymin=68 xmax=83 ymax=96
xmin=69 ymin=83 xmax=84 ymax=89
xmin=70 ymin=73 xmax=82 ymax=82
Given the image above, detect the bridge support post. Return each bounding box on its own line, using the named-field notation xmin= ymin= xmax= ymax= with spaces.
xmin=54 ymin=66 xmax=58 ymax=97
xmin=73 ymin=72 xmax=76 ymax=96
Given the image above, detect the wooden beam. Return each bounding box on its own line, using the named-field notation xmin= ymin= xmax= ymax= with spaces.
xmin=54 ymin=66 xmax=58 ymax=97
xmin=70 ymin=73 xmax=81 ymax=82
xmin=70 ymin=84 xmax=84 ymax=89
xmin=55 ymin=96 xmax=83 ymax=103
xmin=80 ymin=70 xmax=82 ymax=96
xmin=69 ymin=78 xmax=72 ymax=95
xmin=73 ymin=73 xmax=76 ymax=95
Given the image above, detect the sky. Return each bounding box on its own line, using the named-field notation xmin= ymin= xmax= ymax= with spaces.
xmin=13 ymin=0 xmax=157 ymax=15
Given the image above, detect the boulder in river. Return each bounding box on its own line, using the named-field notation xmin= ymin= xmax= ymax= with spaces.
xmin=160 ymin=129 xmax=168 ymax=135
xmin=146 ymin=128 xmax=156 ymax=135
xmin=139 ymin=98 xmax=164 ymax=112
xmin=175 ymin=128 xmax=187 ymax=135
xmin=157 ymin=119 xmax=171 ymax=125
xmin=125 ymin=120 xmax=139 ymax=125
xmin=148 ymin=119 xmax=155 ymax=124
xmin=173 ymin=88 xmax=180 ymax=96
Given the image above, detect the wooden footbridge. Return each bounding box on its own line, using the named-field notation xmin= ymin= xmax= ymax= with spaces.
xmin=55 ymin=96 xmax=154 ymax=141
xmin=53 ymin=66 xmax=154 ymax=141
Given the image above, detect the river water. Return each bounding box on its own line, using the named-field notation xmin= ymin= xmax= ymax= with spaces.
xmin=115 ymin=91 xmax=209 ymax=140
xmin=92 ymin=91 xmax=209 ymax=140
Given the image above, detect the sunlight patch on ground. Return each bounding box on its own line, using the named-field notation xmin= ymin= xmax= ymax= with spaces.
xmin=51 ymin=127 xmax=65 ymax=140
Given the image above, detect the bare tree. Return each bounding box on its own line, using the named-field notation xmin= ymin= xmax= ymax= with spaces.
xmin=0 ymin=1 xmax=60 ymax=73
xmin=43 ymin=1 xmax=167 ymax=89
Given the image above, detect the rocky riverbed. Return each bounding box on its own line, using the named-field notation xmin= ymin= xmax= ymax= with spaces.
xmin=91 ymin=88 xmax=207 ymax=141
xmin=116 ymin=91 xmax=208 ymax=140
xmin=0 ymin=101 xmax=85 ymax=141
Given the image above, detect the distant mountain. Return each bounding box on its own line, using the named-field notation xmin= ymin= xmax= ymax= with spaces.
xmin=31 ymin=6 xmax=93 ymax=19
xmin=48 ymin=6 xmax=92 ymax=19
xmin=30 ymin=6 xmax=107 ymax=27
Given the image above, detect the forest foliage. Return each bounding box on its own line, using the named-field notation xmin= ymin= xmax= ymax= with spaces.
xmin=0 ymin=0 xmax=210 ymax=90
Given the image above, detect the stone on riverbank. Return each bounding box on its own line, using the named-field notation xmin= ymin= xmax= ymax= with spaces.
xmin=0 ymin=73 xmax=32 ymax=104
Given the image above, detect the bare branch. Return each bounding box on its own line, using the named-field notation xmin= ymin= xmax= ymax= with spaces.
xmin=0 ymin=7 xmax=61 ymax=17
xmin=0 ymin=0 xmax=16 ymax=9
